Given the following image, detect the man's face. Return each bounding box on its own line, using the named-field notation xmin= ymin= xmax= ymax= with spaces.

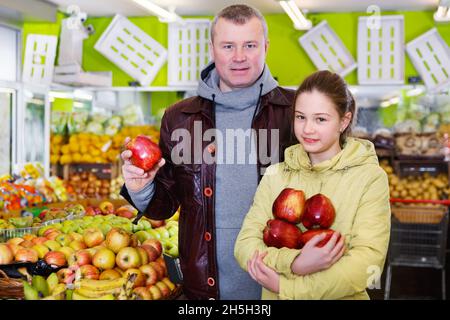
xmin=210 ymin=17 xmax=268 ymax=92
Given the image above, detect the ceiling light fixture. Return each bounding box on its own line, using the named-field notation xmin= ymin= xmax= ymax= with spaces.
xmin=277 ymin=0 xmax=312 ymax=30
xmin=434 ymin=0 xmax=450 ymax=22
xmin=132 ymin=0 xmax=184 ymax=24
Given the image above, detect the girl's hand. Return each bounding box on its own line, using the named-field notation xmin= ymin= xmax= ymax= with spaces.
xmin=247 ymin=250 xmax=280 ymax=293
xmin=291 ymin=232 xmax=346 ymax=276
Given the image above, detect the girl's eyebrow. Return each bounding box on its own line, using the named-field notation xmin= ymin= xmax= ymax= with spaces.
xmin=295 ymin=111 xmax=331 ymax=116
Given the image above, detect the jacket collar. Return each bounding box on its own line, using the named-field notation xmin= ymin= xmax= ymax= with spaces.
xmin=181 ymin=85 xmax=292 ymax=115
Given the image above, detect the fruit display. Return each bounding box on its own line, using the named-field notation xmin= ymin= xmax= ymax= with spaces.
xmin=263 ymin=188 xmax=337 ymax=249
xmin=51 ymin=125 xmax=160 ymax=166
xmin=380 ymin=160 xmax=450 ymax=202
xmin=126 ymin=135 xmax=162 ymax=171
xmin=1 ymin=206 xmax=180 ymax=300
xmin=67 ymin=170 xmax=111 ymax=199
xmin=109 ymin=176 xmax=125 ymax=200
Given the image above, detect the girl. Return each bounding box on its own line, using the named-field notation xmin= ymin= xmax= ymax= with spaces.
xmin=234 ymin=70 xmax=391 ymax=300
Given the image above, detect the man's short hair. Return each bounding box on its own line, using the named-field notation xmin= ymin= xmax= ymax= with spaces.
xmin=210 ymin=4 xmax=268 ymax=43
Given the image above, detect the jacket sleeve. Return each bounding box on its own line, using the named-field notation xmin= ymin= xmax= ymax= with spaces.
xmin=120 ymin=110 xmax=180 ymax=220
xmin=234 ymin=165 xmax=302 ymax=275
xmin=278 ymin=170 xmax=391 ymax=300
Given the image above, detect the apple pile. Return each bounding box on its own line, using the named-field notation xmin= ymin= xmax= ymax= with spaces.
xmin=263 ymin=188 xmax=337 ymax=249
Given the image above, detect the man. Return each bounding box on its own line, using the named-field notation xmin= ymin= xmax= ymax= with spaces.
xmin=120 ymin=4 xmax=295 ymax=300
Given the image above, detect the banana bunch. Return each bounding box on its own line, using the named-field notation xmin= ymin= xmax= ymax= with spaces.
xmin=117 ymin=273 xmax=138 ymax=300
xmin=72 ymin=277 xmax=126 ymax=300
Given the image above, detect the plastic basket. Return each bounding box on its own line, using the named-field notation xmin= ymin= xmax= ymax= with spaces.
xmin=406 ymin=28 xmax=450 ymax=92
xmin=0 ymin=212 xmax=84 ymax=242
xmin=299 ymin=20 xmax=356 ymax=77
xmin=357 ymin=15 xmax=404 ymax=85
xmin=168 ymin=19 xmax=211 ymax=86
xmin=94 ymin=14 xmax=168 ymax=86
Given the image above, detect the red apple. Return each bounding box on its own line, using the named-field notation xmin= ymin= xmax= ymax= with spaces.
xmin=92 ymin=248 xmax=116 ymax=270
xmin=123 ymin=268 xmax=146 ymax=288
xmin=137 ymin=247 xmax=149 ymax=265
xmin=14 ymin=248 xmax=39 ymax=263
xmin=139 ymin=244 xmax=159 ymax=263
xmin=155 ymin=281 xmax=171 ymax=298
xmin=44 ymin=251 xmax=67 ymax=267
xmin=139 ymin=264 xmax=158 ymax=286
xmin=147 ymin=284 xmax=162 ymax=300
xmin=83 ymin=227 xmax=105 ymax=248
xmin=116 ymin=247 xmax=141 ymax=270
xmin=302 ymin=193 xmax=336 ymax=229
xmin=6 ymin=243 xmax=21 ymax=256
xmin=300 ymin=229 xmax=339 ymax=248
xmin=116 ymin=210 xmax=134 ymax=219
xmin=99 ymin=201 xmax=115 ymax=215
xmin=272 ymin=188 xmax=306 ymax=224
xmin=133 ymin=287 xmax=152 ymax=300
xmin=105 ymin=228 xmax=131 ymax=253
xmin=149 ymin=219 xmax=165 ymax=228
xmin=68 ymin=250 xmax=92 ymax=267
xmin=125 ymin=135 xmax=162 ymax=171
xmin=142 ymin=239 xmax=163 ymax=256
xmin=57 ymin=268 xmax=75 ymax=284
xmin=263 ymin=219 xmax=302 ymax=249
xmin=99 ymin=269 xmax=122 ymax=280
xmin=78 ymin=264 xmax=100 ymax=280
xmin=0 ymin=244 xmax=14 ymax=264
xmin=31 ymin=237 xmax=48 ymax=245
xmin=149 ymin=261 xmax=165 ymax=280
xmin=7 ymin=237 xmax=24 ymax=246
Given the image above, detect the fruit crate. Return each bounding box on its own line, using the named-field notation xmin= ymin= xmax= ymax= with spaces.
xmin=393 ymin=159 xmax=450 ymax=180
xmin=0 ymin=212 xmax=85 ymax=242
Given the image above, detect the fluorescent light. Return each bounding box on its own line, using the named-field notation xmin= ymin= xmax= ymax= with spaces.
xmin=278 ymin=0 xmax=312 ymax=30
xmin=434 ymin=0 xmax=450 ymax=22
xmin=132 ymin=0 xmax=184 ymax=24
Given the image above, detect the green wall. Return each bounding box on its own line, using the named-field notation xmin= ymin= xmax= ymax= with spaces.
xmin=22 ymin=10 xmax=450 ymax=115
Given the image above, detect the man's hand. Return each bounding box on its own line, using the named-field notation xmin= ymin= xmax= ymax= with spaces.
xmin=121 ymin=137 xmax=165 ymax=192
xmin=291 ymin=232 xmax=346 ymax=276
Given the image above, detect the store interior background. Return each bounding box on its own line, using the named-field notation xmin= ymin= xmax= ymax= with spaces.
xmin=1 ymin=0 xmax=450 ymax=299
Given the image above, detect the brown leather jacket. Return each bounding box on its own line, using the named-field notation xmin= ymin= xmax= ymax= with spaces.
xmin=121 ymin=86 xmax=296 ymax=299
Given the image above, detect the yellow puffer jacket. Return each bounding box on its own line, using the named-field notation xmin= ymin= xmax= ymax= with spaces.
xmin=234 ymin=138 xmax=391 ymax=300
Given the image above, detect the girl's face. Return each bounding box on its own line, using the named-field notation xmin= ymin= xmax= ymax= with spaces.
xmin=294 ymin=90 xmax=351 ymax=165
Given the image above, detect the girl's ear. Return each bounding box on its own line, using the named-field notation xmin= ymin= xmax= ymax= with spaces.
xmin=340 ymin=112 xmax=352 ymax=132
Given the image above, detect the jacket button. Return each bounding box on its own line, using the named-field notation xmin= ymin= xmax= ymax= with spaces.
xmin=204 ymin=187 xmax=213 ymax=197
xmin=207 ymin=277 xmax=215 ymax=287
xmin=204 ymin=232 xmax=211 ymax=242
xmin=207 ymin=143 xmax=216 ymax=154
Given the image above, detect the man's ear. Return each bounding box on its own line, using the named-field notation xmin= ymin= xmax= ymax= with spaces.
xmin=209 ymin=40 xmax=215 ymax=61
xmin=264 ymin=40 xmax=269 ymax=53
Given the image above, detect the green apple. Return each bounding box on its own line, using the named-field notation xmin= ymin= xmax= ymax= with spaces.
xmin=146 ymin=229 xmax=161 ymax=240
xmin=44 ymin=240 xmax=61 ymax=251
xmin=135 ymin=230 xmax=152 ymax=244
xmin=165 ymin=221 xmax=178 ymax=228
xmin=156 ymin=227 xmax=170 ymax=239
xmin=167 ymin=245 xmax=179 ymax=258
xmin=32 ymin=244 xmax=49 ymax=259
xmin=132 ymin=224 xmax=142 ymax=233
xmin=138 ymin=219 xmax=151 ymax=230
xmin=55 ymin=234 xmax=72 ymax=246
xmin=100 ymin=222 xmax=112 ymax=236
xmin=58 ymin=246 xmax=75 ymax=260
xmin=168 ymin=226 xmax=178 ymax=237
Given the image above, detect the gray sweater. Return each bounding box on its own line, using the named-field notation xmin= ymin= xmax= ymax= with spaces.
xmin=129 ymin=63 xmax=278 ymax=299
